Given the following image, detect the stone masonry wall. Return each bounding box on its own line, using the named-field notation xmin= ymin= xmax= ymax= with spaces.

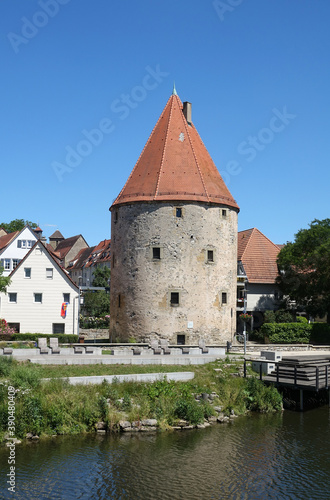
xmin=110 ymin=202 xmax=238 ymax=344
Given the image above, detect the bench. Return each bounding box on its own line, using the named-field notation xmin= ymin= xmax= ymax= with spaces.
xmin=49 ymin=337 xmax=61 ymax=354
xmin=132 ymin=347 xmax=142 ymax=355
xmin=3 ymin=348 xmax=13 ymax=355
xmin=74 ymin=346 xmax=85 ymax=354
xmin=38 ymin=338 xmax=49 ymax=355
xmin=85 ymin=346 xmax=95 ymax=354
xmin=181 ymin=347 xmax=190 ymax=354
xmin=160 ymin=339 xmax=171 ymax=355
xmin=150 ymin=340 xmax=162 ymax=355
xmin=198 ymin=339 xmax=209 ymax=354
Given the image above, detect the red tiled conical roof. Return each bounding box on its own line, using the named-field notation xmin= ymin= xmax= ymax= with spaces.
xmin=111 ymin=93 xmax=239 ymax=210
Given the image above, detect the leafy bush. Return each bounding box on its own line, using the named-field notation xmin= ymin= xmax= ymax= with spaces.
xmin=310 ymin=323 xmax=330 ymax=344
xmin=174 ymin=397 xmax=204 ymax=425
xmin=244 ymin=377 xmax=282 ymax=412
xmin=260 ymin=323 xmax=311 ymax=343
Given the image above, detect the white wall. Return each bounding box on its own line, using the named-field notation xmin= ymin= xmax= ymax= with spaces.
xmin=0 ymin=227 xmax=37 ymax=276
xmin=247 ymin=283 xmax=280 ymax=311
xmin=0 ymin=243 xmax=79 ymax=335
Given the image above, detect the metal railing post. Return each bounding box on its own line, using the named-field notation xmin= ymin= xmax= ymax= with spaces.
xmin=316 ymin=367 xmax=319 ymax=391
xmin=294 ymin=365 xmax=297 ymax=386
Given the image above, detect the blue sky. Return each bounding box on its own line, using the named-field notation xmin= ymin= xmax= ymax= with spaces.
xmin=1 ymin=0 xmax=329 ymax=246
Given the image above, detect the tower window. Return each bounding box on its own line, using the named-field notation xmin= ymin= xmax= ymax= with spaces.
xmin=222 ymin=209 xmax=227 ymax=219
xmin=170 ymin=292 xmax=179 ymax=306
xmin=152 ymin=247 xmax=161 ymax=260
xmin=114 ymin=210 xmax=119 ymax=223
xmin=176 ymin=207 xmax=182 ymax=218
xmin=221 ymin=292 xmax=227 ymax=305
xmin=118 ymin=294 xmax=121 ymax=308
xmin=207 ymin=250 xmax=214 ymax=262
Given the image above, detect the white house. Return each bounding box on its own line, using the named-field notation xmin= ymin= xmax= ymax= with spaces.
xmin=0 ymin=240 xmax=79 ymax=335
xmin=0 ymin=225 xmax=38 ymax=276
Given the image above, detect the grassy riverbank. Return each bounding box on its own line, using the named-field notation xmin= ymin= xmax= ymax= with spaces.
xmin=0 ymin=356 xmax=283 ymax=441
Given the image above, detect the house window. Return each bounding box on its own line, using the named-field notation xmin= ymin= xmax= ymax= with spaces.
xmin=221 ymin=292 xmax=227 ymax=305
xmin=152 ymin=247 xmax=161 ymax=260
xmin=24 ymin=268 xmax=31 ymax=278
xmin=63 ymin=293 xmax=70 ymax=303
xmin=27 ymin=240 xmax=33 ymax=248
xmin=12 ymin=259 xmax=19 ymax=269
xmin=207 ymin=250 xmax=214 ymax=263
xmin=176 ymin=207 xmax=182 ymax=218
xmin=46 ymin=268 xmax=53 ymax=279
xmin=21 ymin=240 xmax=26 ymax=248
xmin=34 ymin=293 xmax=42 ymax=303
xmin=8 ymin=323 xmax=19 ymax=333
xmin=53 ymin=323 xmax=65 ymax=334
xmin=222 ymin=209 xmax=227 ymax=219
xmin=4 ymin=259 xmax=10 ymax=270
xmin=9 ymin=293 xmax=17 ymax=303
xmin=170 ymin=292 xmax=180 ymax=306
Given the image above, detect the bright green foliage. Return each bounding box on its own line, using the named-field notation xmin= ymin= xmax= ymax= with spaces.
xmin=82 ymin=290 xmax=110 ymax=317
xmin=263 ymin=310 xmax=276 ymax=323
xmin=277 ymin=218 xmax=330 ymax=320
xmin=0 ymin=219 xmax=37 ymax=233
xmin=0 ymin=266 xmax=11 ymax=294
xmin=244 ymin=377 xmax=283 ymax=412
xmin=92 ymin=266 xmax=110 ymax=287
xmin=261 ymin=323 xmax=311 ymax=343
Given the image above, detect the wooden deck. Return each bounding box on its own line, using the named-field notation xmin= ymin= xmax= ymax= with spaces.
xmin=246 ymin=355 xmax=330 ymax=392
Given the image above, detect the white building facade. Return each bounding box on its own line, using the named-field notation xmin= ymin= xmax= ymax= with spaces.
xmin=0 ymin=241 xmax=79 ymax=335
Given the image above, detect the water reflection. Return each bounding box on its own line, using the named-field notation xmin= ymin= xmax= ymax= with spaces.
xmin=0 ymin=409 xmax=329 ymax=499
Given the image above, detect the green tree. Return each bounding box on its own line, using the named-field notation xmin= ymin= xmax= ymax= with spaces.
xmin=0 ymin=266 xmax=11 ymax=293
xmin=0 ymin=219 xmax=38 ymax=233
xmin=82 ymin=291 xmax=110 ymax=317
xmin=92 ymin=266 xmax=110 ymax=287
xmin=277 ymin=218 xmax=330 ymax=321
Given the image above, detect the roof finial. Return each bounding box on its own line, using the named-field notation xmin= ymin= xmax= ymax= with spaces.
xmin=172 ymin=82 xmax=177 ymax=96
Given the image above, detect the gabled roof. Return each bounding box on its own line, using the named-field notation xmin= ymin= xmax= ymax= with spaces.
xmin=9 ymin=239 xmax=78 ymax=289
xmin=68 ymin=239 xmax=111 ymax=270
xmin=55 ymin=235 xmax=88 ymax=258
xmin=111 ymin=93 xmax=239 ymax=210
xmin=238 ymin=228 xmax=281 ymax=284
xmin=68 ymin=246 xmax=96 ymax=270
xmin=0 ymin=231 xmax=19 ymax=252
xmin=49 ymin=230 xmax=64 ymax=240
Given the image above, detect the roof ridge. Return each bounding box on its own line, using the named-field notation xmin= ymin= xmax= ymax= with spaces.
xmin=181 ymin=107 xmax=210 ymax=201
xmin=154 ymin=95 xmax=175 ymax=199
xmin=114 ymin=95 xmax=175 ymax=204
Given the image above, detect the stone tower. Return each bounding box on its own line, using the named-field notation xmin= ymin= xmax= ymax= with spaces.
xmin=110 ymin=90 xmax=239 ymax=344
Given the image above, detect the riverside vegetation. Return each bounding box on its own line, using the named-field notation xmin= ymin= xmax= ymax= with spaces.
xmin=0 ymin=357 xmax=282 ymax=442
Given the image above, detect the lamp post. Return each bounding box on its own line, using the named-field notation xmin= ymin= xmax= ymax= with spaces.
xmin=243 ymin=289 xmax=247 ymax=356
xmin=77 ymin=276 xmax=82 ymax=340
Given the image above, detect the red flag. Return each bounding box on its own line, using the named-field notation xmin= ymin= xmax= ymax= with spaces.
xmin=61 ymin=302 xmax=68 ymax=318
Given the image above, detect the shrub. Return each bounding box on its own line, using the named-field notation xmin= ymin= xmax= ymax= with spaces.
xmin=310 ymin=323 xmax=330 ymax=344
xmin=260 ymin=323 xmax=311 ymax=344
xmin=174 ymin=397 xmax=204 ymax=425
xmin=244 ymin=377 xmax=282 ymax=412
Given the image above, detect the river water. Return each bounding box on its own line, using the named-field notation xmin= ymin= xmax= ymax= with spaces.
xmin=0 ymin=407 xmax=329 ymax=500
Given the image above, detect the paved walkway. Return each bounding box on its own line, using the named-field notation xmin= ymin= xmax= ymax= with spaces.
xmin=6 ymin=351 xmax=225 ymax=366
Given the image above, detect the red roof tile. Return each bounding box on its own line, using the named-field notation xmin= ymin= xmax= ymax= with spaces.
xmin=0 ymin=231 xmax=19 ymax=252
xmin=111 ymin=94 xmax=239 ymax=209
xmin=238 ymin=228 xmax=280 ymax=284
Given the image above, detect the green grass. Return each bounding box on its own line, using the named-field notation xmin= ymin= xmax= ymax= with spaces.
xmin=0 ymin=357 xmax=282 ymax=441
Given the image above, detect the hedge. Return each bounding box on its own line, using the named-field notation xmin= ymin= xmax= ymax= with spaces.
xmin=260 ymin=322 xmax=330 ymax=344
xmin=0 ymin=333 xmax=78 ymax=344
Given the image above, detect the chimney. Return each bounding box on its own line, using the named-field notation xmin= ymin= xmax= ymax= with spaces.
xmin=183 ymin=101 xmax=192 ymax=125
